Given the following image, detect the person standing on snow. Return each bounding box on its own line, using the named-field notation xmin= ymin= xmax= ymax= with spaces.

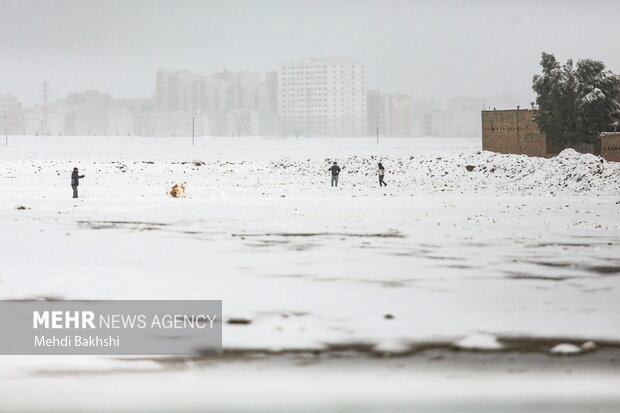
xmin=71 ymin=167 xmax=85 ymax=198
xmin=329 ymin=161 xmax=341 ymax=187
xmin=378 ymin=162 xmax=387 ymax=187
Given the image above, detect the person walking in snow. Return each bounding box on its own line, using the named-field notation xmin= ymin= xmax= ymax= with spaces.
xmin=378 ymin=162 xmax=387 ymax=187
xmin=329 ymin=161 xmax=341 ymax=187
xmin=71 ymin=167 xmax=85 ymax=198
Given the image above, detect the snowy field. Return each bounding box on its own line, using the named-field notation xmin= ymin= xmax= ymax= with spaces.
xmin=0 ymin=136 xmax=619 ymax=411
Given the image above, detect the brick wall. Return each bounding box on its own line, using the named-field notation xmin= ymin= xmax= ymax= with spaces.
xmin=601 ymin=132 xmax=620 ymax=162
xmin=481 ymin=109 xmax=547 ymax=157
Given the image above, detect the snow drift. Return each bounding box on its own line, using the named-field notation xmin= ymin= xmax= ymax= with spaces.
xmin=260 ymin=148 xmax=619 ymax=195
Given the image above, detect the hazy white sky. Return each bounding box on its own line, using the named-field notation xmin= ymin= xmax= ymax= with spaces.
xmin=1 ymin=0 xmax=619 ymax=106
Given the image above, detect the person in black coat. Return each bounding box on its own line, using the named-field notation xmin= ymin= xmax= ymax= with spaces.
xmin=378 ymin=162 xmax=387 ymax=187
xmin=71 ymin=167 xmax=85 ymax=198
xmin=329 ymin=161 xmax=341 ymax=187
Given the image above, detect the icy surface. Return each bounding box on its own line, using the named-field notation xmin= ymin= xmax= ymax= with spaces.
xmin=0 ymin=136 xmax=619 ymax=376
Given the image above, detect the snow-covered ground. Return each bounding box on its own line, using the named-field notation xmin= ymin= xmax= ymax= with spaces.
xmin=0 ymin=136 xmax=619 ymax=411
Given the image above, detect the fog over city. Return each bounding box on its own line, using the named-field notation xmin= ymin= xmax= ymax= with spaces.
xmin=1 ymin=0 xmax=619 ymax=138
xmin=3 ymin=0 xmax=618 ymax=105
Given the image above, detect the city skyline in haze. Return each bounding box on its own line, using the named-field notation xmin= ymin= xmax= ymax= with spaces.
xmin=1 ymin=0 xmax=619 ymax=106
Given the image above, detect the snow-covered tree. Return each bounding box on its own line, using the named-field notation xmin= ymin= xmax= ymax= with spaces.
xmin=532 ymin=52 xmax=620 ymax=150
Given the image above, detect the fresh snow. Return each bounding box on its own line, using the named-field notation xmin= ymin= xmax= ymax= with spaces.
xmin=455 ymin=333 xmax=503 ymax=350
xmin=373 ymin=339 xmax=411 ymax=354
xmin=0 ymin=136 xmax=619 ymax=376
xmin=550 ymin=343 xmax=582 ymax=355
xmin=580 ymin=87 xmax=606 ymax=104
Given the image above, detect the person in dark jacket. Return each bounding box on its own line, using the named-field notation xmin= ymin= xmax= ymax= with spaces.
xmin=71 ymin=167 xmax=85 ymax=198
xmin=378 ymin=162 xmax=387 ymax=187
xmin=329 ymin=161 xmax=341 ymax=187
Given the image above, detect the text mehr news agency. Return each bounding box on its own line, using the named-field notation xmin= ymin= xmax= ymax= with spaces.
xmin=32 ymin=310 xmax=217 ymax=348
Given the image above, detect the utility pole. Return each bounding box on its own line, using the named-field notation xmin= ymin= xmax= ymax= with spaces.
xmin=192 ymin=116 xmax=195 ymax=145
xmin=376 ymin=114 xmax=379 ymax=145
xmin=40 ymin=81 xmax=48 ymax=135
xmin=4 ymin=115 xmax=8 ymax=146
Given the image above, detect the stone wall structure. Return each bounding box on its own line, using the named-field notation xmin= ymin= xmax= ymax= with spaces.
xmin=481 ymin=108 xmax=547 ymax=157
xmin=601 ymin=132 xmax=620 ymax=162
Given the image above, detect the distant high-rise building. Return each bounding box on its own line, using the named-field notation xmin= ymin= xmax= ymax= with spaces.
xmin=155 ymin=70 xmax=209 ymax=136
xmin=154 ymin=69 xmax=264 ymax=136
xmin=211 ymin=70 xmax=260 ymax=112
xmin=258 ymin=71 xmax=279 ymax=136
xmin=24 ymin=104 xmax=65 ymax=136
xmin=386 ymin=94 xmax=412 ymax=137
xmin=367 ymin=90 xmax=387 ymax=137
xmin=0 ymin=95 xmax=25 ymax=135
xmin=447 ymin=96 xmax=487 ymax=137
xmin=410 ymin=98 xmax=440 ymax=136
xmin=210 ymin=70 xmax=261 ymax=136
xmin=64 ymin=90 xmax=112 ymax=135
xmin=156 ymin=69 xmax=203 ymax=112
xmin=278 ymin=58 xmax=367 ymax=137
xmin=367 ymin=91 xmax=412 ymax=137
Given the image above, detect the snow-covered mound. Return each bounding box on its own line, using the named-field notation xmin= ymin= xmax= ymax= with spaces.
xmin=469 ymin=149 xmax=617 ymax=194
xmin=260 ymin=148 xmax=619 ymax=195
xmin=2 ymin=137 xmax=617 ymax=196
